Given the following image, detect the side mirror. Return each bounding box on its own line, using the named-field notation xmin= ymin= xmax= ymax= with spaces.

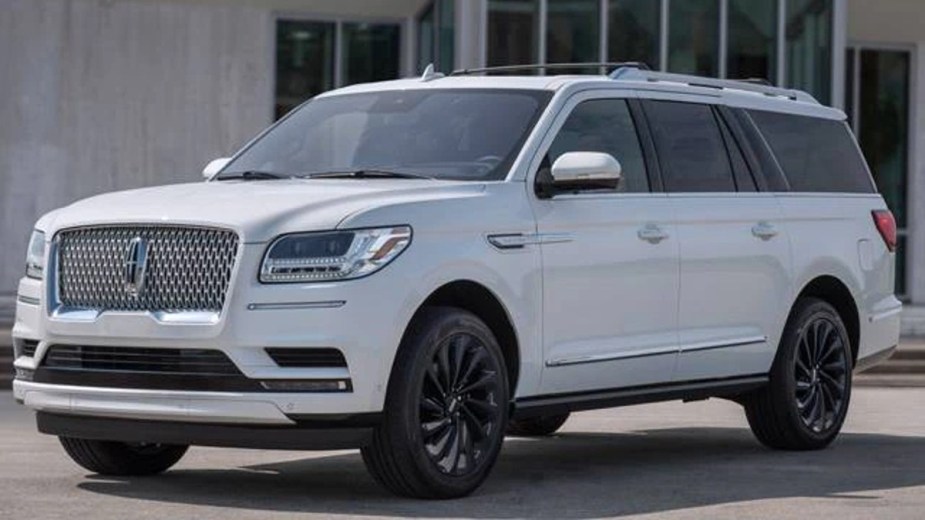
xmin=546 ymin=151 xmax=622 ymax=195
xmin=202 ymin=157 xmax=231 ymax=179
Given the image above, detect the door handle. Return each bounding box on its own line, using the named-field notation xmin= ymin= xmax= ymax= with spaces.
xmin=751 ymin=221 xmax=778 ymax=240
xmin=638 ymin=224 xmax=669 ymax=244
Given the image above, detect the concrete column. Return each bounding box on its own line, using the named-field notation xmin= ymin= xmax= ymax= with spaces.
xmin=455 ymin=0 xmax=486 ymax=69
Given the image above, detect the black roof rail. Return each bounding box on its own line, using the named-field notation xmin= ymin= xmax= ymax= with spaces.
xmin=449 ymin=62 xmax=651 ymax=76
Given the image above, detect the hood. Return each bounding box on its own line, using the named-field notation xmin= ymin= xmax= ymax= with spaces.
xmin=41 ymin=179 xmax=485 ymax=242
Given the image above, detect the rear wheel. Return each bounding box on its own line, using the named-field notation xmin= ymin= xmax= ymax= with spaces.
xmin=745 ymin=297 xmax=852 ymax=450
xmin=362 ymin=307 xmax=509 ymax=499
xmin=59 ymin=437 xmax=188 ymax=476
xmin=507 ymin=413 xmax=570 ymax=437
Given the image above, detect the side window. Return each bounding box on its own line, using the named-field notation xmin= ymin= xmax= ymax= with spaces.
xmin=645 ymin=100 xmax=736 ymax=193
xmin=717 ymin=114 xmax=757 ymax=192
xmin=748 ymin=109 xmax=875 ymax=193
xmin=545 ymin=99 xmax=649 ymax=193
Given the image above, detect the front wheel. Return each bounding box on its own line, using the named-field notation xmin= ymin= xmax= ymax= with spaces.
xmin=59 ymin=437 xmax=188 ymax=476
xmin=362 ymin=307 xmax=509 ymax=498
xmin=744 ymin=297 xmax=852 ymax=450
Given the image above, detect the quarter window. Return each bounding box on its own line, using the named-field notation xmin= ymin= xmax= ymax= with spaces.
xmin=748 ymin=110 xmax=874 ymax=193
xmin=645 ymin=101 xmax=736 ymax=192
xmin=546 ymin=99 xmax=649 ymax=193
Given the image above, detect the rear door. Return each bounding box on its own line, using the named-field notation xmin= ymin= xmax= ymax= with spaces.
xmin=640 ymin=97 xmax=792 ymax=381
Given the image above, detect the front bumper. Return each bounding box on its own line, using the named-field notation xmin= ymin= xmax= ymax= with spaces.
xmin=12 ymin=242 xmax=427 ymax=427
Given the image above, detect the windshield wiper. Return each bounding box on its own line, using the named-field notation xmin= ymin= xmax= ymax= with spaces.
xmin=303 ymin=169 xmax=435 ymax=180
xmin=216 ymin=170 xmax=291 ymax=181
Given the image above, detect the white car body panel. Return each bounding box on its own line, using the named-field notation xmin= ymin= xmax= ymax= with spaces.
xmin=12 ymin=72 xmax=900 ymax=430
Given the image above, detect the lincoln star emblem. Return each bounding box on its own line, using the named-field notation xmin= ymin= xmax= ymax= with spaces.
xmin=123 ymin=236 xmax=149 ymax=297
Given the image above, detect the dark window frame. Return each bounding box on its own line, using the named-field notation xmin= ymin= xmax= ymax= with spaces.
xmin=640 ymin=99 xmax=746 ymax=194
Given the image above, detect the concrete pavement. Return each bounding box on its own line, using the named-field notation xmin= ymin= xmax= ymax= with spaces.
xmin=1 ymin=387 xmax=923 ymax=519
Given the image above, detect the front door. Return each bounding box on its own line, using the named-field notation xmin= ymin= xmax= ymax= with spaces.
xmin=531 ymin=92 xmax=680 ymax=395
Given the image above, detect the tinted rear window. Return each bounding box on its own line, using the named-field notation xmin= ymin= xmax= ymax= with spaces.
xmin=748 ymin=110 xmax=875 ymax=193
xmin=645 ymin=101 xmax=736 ymax=192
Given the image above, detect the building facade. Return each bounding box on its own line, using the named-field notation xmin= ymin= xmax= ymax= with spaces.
xmin=0 ymin=0 xmax=923 ymax=318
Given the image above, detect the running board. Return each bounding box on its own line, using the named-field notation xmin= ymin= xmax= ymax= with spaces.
xmin=511 ymin=374 xmax=768 ymax=420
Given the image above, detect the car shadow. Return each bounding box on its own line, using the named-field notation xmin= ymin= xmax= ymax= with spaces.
xmin=77 ymin=427 xmax=925 ymax=518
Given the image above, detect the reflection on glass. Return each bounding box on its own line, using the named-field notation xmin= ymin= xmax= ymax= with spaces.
xmin=417 ymin=4 xmax=435 ymax=73
xmin=547 ymin=0 xmax=600 ymax=72
xmin=668 ymin=0 xmax=719 ymax=76
xmin=275 ymin=21 xmax=335 ymax=119
xmin=342 ymin=23 xmax=401 ymax=87
xmin=727 ymin=0 xmax=777 ymax=82
xmin=417 ymin=0 xmax=455 ymax=73
xmin=856 ymin=49 xmax=909 ymax=295
xmin=438 ymin=0 xmax=455 ymax=72
xmin=844 ymin=48 xmax=855 ymax=124
xmin=608 ymin=0 xmax=661 ymax=69
xmin=488 ymin=0 xmax=540 ymax=67
xmin=786 ymin=0 xmax=832 ymax=104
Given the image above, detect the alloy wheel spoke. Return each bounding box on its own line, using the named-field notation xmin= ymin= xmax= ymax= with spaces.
xmin=420 ymin=395 xmax=445 ymax=415
xmin=457 ymin=349 xmax=487 ymax=391
xmin=458 ymin=371 xmax=498 ymax=394
xmin=422 ymin=416 xmax=452 ymax=438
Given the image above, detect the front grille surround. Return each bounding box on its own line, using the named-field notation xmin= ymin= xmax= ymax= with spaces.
xmin=54 ymin=225 xmax=240 ymax=314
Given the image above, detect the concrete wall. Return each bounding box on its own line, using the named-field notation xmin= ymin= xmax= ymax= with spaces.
xmin=0 ymin=0 xmax=437 ymax=321
xmin=848 ymin=0 xmax=925 ymax=305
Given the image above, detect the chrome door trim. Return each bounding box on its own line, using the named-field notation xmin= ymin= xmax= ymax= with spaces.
xmin=679 ymin=335 xmax=768 ymax=353
xmin=546 ymin=345 xmax=679 ymax=367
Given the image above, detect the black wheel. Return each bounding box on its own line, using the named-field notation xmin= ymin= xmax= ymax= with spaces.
xmin=59 ymin=437 xmax=188 ymax=476
xmin=745 ymin=297 xmax=852 ymax=450
xmin=362 ymin=307 xmax=509 ymax=498
xmin=507 ymin=413 xmax=570 ymax=437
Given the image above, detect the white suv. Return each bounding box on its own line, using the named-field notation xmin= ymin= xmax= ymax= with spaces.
xmin=12 ymin=64 xmax=902 ymax=498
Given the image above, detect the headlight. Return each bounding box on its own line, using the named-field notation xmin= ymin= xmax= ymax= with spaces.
xmin=260 ymin=226 xmax=412 ymax=283
xmin=25 ymin=230 xmax=46 ymax=280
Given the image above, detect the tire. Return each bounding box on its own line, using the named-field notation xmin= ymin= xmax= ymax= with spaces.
xmin=361 ymin=307 xmax=510 ymax=499
xmin=59 ymin=437 xmax=188 ymax=476
xmin=507 ymin=413 xmax=570 ymax=437
xmin=744 ymin=297 xmax=853 ymax=450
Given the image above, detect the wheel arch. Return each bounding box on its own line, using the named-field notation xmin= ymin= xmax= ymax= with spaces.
xmin=792 ymin=275 xmax=861 ymax=365
xmin=400 ymin=280 xmax=521 ymax=396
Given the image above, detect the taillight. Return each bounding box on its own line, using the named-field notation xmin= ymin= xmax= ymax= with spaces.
xmin=872 ymin=210 xmax=897 ymax=252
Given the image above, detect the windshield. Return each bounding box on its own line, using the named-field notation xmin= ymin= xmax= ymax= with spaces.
xmin=220 ymin=89 xmax=551 ymax=181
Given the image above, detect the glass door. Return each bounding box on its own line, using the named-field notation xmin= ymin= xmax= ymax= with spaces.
xmin=845 ymin=45 xmax=912 ymax=297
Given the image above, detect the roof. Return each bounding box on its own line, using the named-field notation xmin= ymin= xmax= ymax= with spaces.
xmin=319 ymin=65 xmax=845 ymax=121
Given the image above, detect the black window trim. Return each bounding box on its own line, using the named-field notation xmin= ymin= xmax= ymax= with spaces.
xmin=715 ymin=105 xmax=767 ymax=192
xmin=639 ymin=98 xmax=741 ymax=194
xmin=628 ymin=98 xmax=665 ymax=192
xmin=731 ymin=108 xmax=792 ymax=192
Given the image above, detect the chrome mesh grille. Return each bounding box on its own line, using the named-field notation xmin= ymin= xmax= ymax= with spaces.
xmin=56 ymin=226 xmax=239 ymax=313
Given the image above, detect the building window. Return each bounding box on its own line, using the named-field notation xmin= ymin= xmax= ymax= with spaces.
xmin=846 ymin=47 xmax=912 ymax=296
xmin=786 ymin=0 xmax=832 ymax=104
xmin=342 ymin=23 xmax=401 ymax=86
xmin=275 ymin=18 xmax=403 ymax=120
xmin=668 ymin=0 xmax=720 ymax=76
xmin=727 ymin=0 xmax=778 ymax=82
xmin=546 ymin=0 xmax=601 ymax=69
xmin=608 ymin=0 xmax=661 ymax=68
xmin=275 ymin=20 xmax=335 ymax=120
xmin=487 ymin=0 xmax=540 ymax=68
xmin=417 ymin=0 xmax=455 ymax=73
